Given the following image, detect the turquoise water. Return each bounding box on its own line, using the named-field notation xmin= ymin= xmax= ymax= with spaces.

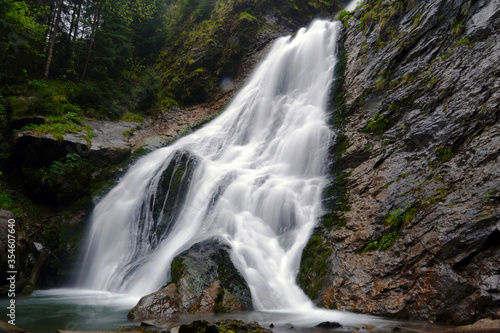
xmin=0 ymin=289 xmax=139 ymax=332
xmin=1 ymin=289 xmax=453 ymax=333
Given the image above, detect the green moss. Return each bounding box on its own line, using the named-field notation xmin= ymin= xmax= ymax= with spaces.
xmin=170 ymin=257 xmax=184 ymax=283
xmin=122 ymin=112 xmax=144 ymax=122
xmin=20 ymin=112 xmax=94 ymax=146
xmin=455 ymin=38 xmax=471 ymax=47
xmin=239 ymin=12 xmax=257 ymax=22
xmin=214 ymin=287 xmax=229 ymax=313
xmin=361 ymin=204 xmax=418 ymax=252
xmin=435 ymin=145 xmax=454 ymax=162
xmin=338 ymin=10 xmax=352 ymax=27
xmin=358 ymin=0 xmax=417 ymax=33
xmin=123 ymin=129 xmax=135 ymax=137
xmin=296 ymin=231 xmax=332 ymax=301
xmin=363 ymin=113 xmax=391 ymax=135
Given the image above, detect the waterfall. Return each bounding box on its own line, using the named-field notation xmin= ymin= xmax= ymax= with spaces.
xmin=79 ymin=20 xmax=341 ymax=312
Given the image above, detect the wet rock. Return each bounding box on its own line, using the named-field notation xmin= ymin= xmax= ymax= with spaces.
xmin=146 ymin=150 xmax=199 ymax=248
xmin=178 ymin=320 xmax=272 ymax=333
xmin=316 ymin=321 xmax=342 ymax=329
xmin=455 ymin=318 xmax=500 ymax=330
xmin=391 ymin=328 xmax=409 ymax=332
xmin=297 ymin=0 xmax=500 ymax=324
xmin=128 ymin=239 xmax=252 ymax=322
xmin=171 ymin=240 xmax=253 ymax=313
xmin=128 ymin=284 xmax=180 ymax=322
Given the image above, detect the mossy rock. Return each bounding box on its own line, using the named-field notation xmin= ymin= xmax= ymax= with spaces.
xmin=170 ymin=239 xmax=253 ymax=312
xmin=296 ymin=227 xmax=332 ymax=302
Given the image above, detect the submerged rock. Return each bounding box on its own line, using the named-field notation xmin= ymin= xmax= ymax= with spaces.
xmin=128 ymin=239 xmax=252 ymax=322
xmin=315 ymin=321 xmax=342 ymax=329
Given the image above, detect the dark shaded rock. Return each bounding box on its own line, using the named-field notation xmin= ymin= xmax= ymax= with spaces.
xmin=178 ymin=320 xmax=219 ymax=333
xmin=297 ymin=0 xmax=500 ymax=325
xmin=391 ymin=328 xmax=409 ymax=332
xmin=0 ymin=210 xmax=15 ymax=282
xmin=146 ymin=150 xmax=199 ymax=247
xmin=178 ymin=320 xmax=272 ymax=333
xmin=0 ymin=320 xmax=33 ymax=333
xmin=13 ymin=132 xmax=88 ymax=168
xmin=315 ymin=321 xmax=342 ymax=329
xmin=0 ymin=210 xmax=43 ymax=296
xmin=10 ymin=116 xmax=45 ymax=131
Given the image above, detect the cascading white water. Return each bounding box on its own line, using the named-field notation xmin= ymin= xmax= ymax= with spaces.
xmin=79 ymin=20 xmax=341 ymax=312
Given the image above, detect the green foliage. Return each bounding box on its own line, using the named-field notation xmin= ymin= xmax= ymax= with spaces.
xmin=0 ymin=0 xmax=48 ymax=77
xmin=20 ymin=109 xmax=95 ymax=146
xmin=123 ymin=129 xmax=135 ymax=137
xmin=358 ymin=0 xmax=417 ymax=33
xmin=23 ymin=153 xmax=93 ymax=203
xmin=455 ymin=38 xmax=471 ymax=48
xmin=41 ymin=153 xmax=82 ymax=185
xmin=122 ymin=112 xmax=144 ymax=122
xmin=0 ymin=181 xmax=42 ymax=218
xmin=362 ymin=203 xmax=417 ymax=252
xmin=363 ymin=113 xmax=391 ymax=135
xmin=0 ymin=191 xmax=14 ymax=210
xmin=435 ymin=145 xmax=454 ymax=162
xmin=452 ymin=20 xmax=463 ymax=36
xmin=155 ymin=0 xmax=338 ymax=105
xmin=338 ymin=9 xmax=352 ymax=23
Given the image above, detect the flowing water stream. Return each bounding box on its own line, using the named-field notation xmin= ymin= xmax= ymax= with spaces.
xmin=3 ymin=10 xmax=450 ymax=332
xmin=78 ymin=19 xmax=340 ymax=311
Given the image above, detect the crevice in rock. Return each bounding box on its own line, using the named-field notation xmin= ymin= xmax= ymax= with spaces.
xmin=452 ymin=229 xmax=500 ymax=271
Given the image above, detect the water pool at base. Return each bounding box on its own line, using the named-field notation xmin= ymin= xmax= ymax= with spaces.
xmin=1 ymin=289 xmax=453 ymax=333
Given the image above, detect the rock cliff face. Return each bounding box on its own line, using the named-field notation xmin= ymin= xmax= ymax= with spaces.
xmin=298 ymin=0 xmax=500 ymax=324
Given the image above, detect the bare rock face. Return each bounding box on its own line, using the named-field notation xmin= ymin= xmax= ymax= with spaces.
xmin=298 ymin=0 xmax=500 ymax=324
xmin=128 ymin=240 xmax=252 ymax=322
xmin=127 ymin=284 xmax=179 ymax=321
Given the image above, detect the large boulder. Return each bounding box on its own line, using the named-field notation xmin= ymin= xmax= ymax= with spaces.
xmin=128 ymin=239 xmax=252 ymax=322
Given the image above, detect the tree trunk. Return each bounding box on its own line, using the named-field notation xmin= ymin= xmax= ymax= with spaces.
xmin=82 ymin=0 xmax=101 ymax=79
xmin=43 ymin=0 xmax=64 ymax=80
